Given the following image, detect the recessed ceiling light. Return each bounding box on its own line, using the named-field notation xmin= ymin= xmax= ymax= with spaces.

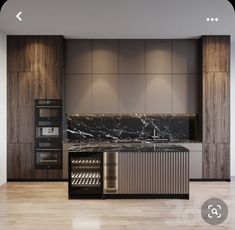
xmin=206 ymin=18 xmax=210 ymax=21
xmin=211 ymin=18 xmax=214 ymax=21
xmin=215 ymin=18 xmax=219 ymax=21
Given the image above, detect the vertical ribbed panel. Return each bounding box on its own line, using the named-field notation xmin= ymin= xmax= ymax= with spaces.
xmin=118 ymin=152 xmax=189 ymax=194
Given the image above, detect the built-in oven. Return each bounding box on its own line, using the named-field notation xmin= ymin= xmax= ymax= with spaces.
xmin=35 ymin=139 xmax=62 ymax=150
xmin=36 ymin=127 xmax=61 ymax=139
xmin=35 ymin=99 xmax=63 ymax=170
xmin=36 ymin=150 xmax=62 ymax=169
xmin=35 ymin=99 xmax=62 ymax=126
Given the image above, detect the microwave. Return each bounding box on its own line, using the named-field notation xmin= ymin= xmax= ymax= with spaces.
xmin=35 ymin=99 xmax=62 ymax=126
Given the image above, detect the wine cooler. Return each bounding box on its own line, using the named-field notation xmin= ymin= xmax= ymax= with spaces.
xmin=68 ymin=152 xmax=103 ymax=199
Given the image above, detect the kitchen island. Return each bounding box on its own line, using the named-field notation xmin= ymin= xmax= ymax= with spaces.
xmin=68 ymin=142 xmax=189 ymax=199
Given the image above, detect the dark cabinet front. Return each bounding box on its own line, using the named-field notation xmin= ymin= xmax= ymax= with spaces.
xmin=36 ymin=150 xmax=62 ymax=169
xmin=35 ymin=99 xmax=62 ymax=169
xmin=68 ymin=152 xmax=103 ymax=199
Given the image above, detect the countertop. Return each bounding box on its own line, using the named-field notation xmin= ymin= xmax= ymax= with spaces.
xmin=64 ymin=138 xmax=201 ymax=144
xmin=68 ymin=140 xmax=189 ymax=152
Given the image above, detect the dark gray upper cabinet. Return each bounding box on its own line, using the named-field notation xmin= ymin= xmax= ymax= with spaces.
xmin=146 ymin=40 xmax=172 ymax=74
xmin=119 ymin=40 xmax=145 ymax=74
xmin=65 ymin=40 xmax=92 ymax=74
xmin=172 ymin=40 xmax=198 ymax=74
xmin=93 ymin=40 xmax=118 ymax=74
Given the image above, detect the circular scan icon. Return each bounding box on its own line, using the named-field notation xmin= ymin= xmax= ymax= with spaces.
xmin=201 ymin=198 xmax=228 ymax=225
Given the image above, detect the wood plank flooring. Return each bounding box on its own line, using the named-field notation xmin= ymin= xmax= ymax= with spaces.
xmin=0 ymin=182 xmax=235 ymax=230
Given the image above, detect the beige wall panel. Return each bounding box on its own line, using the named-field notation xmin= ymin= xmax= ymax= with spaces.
xmin=93 ymin=75 xmax=118 ymax=113
xmin=66 ymin=75 xmax=92 ymax=113
xmin=65 ymin=40 xmax=92 ymax=73
xmin=119 ymin=40 xmax=145 ymax=74
xmin=146 ymin=40 xmax=172 ymax=73
xmin=93 ymin=40 xmax=118 ymax=74
xmin=172 ymin=75 xmax=197 ymax=113
xmin=172 ymin=40 xmax=198 ymax=74
xmin=146 ymin=75 xmax=172 ymax=113
xmin=119 ymin=75 xmax=145 ymax=113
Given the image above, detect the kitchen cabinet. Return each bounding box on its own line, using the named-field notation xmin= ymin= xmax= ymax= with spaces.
xmin=146 ymin=40 xmax=172 ymax=74
xmin=92 ymin=40 xmax=118 ymax=74
xmin=65 ymin=40 xmax=92 ymax=74
xmin=203 ymin=72 xmax=230 ymax=143
xmin=66 ymin=75 xmax=92 ymax=113
xmin=179 ymin=143 xmax=202 ymax=179
xmin=172 ymin=39 xmax=198 ymax=74
xmin=200 ymin=36 xmax=230 ymax=180
xmin=7 ymin=36 xmax=64 ymax=180
xmin=202 ymin=36 xmax=230 ymax=72
xmin=118 ymin=75 xmax=145 ymax=113
xmin=203 ymin=143 xmax=230 ymax=179
xmin=172 ymin=74 xmax=198 ymax=113
xmin=92 ymin=75 xmax=118 ymax=113
xmin=119 ymin=40 xmax=145 ymax=74
xmin=146 ymin=75 xmax=172 ymax=113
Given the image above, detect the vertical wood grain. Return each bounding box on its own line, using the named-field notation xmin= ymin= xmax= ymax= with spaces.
xmin=7 ymin=36 xmax=64 ymax=180
xmin=202 ymin=36 xmax=230 ymax=72
xmin=200 ymin=35 xmax=230 ymax=179
xmin=203 ymin=143 xmax=230 ymax=179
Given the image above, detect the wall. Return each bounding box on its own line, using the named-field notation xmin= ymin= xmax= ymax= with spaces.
xmin=0 ymin=32 xmax=7 ymax=185
xmin=65 ymin=39 xmax=199 ymax=114
xmin=231 ymin=42 xmax=235 ymax=177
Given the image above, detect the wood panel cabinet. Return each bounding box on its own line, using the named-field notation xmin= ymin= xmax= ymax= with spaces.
xmin=7 ymin=36 xmax=36 ymax=72
xmin=7 ymin=36 xmax=64 ymax=180
xmin=203 ymin=143 xmax=230 ymax=179
xmin=203 ymin=72 xmax=230 ymax=143
xmin=7 ymin=143 xmax=34 ymax=180
xmin=202 ymin=36 xmax=230 ymax=72
xmin=200 ymin=35 xmax=230 ymax=180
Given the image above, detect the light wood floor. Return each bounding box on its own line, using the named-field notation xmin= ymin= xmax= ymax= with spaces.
xmin=0 ymin=182 xmax=234 ymax=230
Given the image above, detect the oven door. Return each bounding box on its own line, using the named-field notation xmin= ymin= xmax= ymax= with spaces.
xmin=36 ymin=106 xmax=62 ymax=126
xmin=35 ymin=140 xmax=62 ymax=150
xmin=35 ymin=150 xmax=62 ymax=169
xmin=36 ymin=127 xmax=61 ymax=139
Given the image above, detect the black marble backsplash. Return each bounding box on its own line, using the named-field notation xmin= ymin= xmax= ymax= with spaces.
xmin=67 ymin=114 xmax=197 ymax=141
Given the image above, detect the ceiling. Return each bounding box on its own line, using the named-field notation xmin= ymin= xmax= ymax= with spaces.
xmin=0 ymin=0 xmax=234 ymax=40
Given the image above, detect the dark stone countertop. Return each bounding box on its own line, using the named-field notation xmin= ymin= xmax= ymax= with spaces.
xmin=68 ymin=141 xmax=189 ymax=153
xmin=64 ymin=138 xmax=201 ymax=144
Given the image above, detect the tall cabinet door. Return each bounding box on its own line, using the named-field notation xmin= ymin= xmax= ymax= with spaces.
xmin=201 ymin=36 xmax=230 ymax=180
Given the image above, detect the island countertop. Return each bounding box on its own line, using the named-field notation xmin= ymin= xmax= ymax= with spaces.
xmin=68 ymin=141 xmax=189 ymax=152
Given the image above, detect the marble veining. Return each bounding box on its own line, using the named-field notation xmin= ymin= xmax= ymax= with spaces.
xmin=68 ymin=142 xmax=189 ymax=153
xmin=67 ymin=114 xmax=197 ymax=141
